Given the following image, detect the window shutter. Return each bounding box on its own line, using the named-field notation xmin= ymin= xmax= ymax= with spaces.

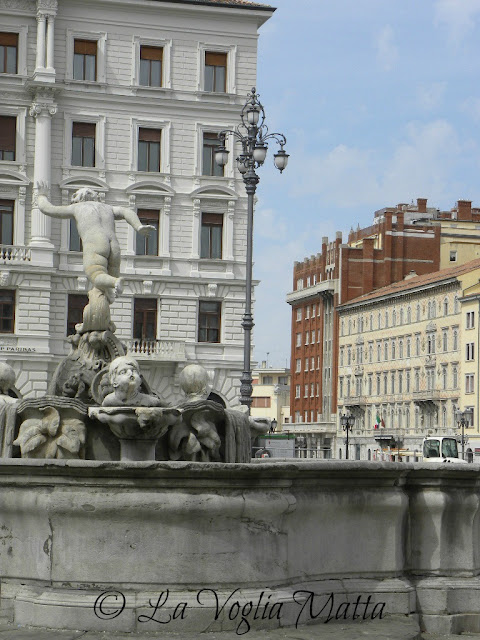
xmin=138 ymin=209 xmax=159 ymax=223
xmin=140 ymin=46 xmax=163 ymax=61
xmin=0 ymin=116 xmax=16 ymax=151
xmin=139 ymin=128 xmax=161 ymax=142
xmin=0 ymin=33 xmax=18 ymax=46
xmin=72 ymin=122 xmax=96 ymax=137
xmin=205 ymin=52 xmax=227 ymax=67
xmin=202 ymin=212 xmax=223 ymax=225
xmin=74 ymin=39 xmax=97 ymax=55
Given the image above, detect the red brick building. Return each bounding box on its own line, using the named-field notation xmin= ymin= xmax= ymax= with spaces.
xmin=287 ymin=197 xmax=480 ymax=431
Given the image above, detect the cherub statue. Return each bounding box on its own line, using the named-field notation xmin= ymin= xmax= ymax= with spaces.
xmin=0 ymin=362 xmax=17 ymax=405
xmin=36 ymin=183 xmax=155 ymax=303
xmin=102 ymin=355 xmax=164 ymax=407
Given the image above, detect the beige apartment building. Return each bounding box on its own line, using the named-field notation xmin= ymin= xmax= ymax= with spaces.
xmin=251 ymin=366 xmax=290 ymax=427
xmin=336 ymin=258 xmax=480 ymax=461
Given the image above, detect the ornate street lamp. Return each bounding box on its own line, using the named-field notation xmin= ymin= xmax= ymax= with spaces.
xmin=455 ymin=407 xmax=473 ymax=460
xmin=215 ymin=87 xmax=288 ymax=411
xmin=340 ymin=413 xmax=356 ymax=460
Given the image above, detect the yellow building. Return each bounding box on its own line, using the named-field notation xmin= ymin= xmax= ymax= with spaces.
xmin=336 ymin=258 xmax=480 ymax=461
xmin=251 ymin=366 xmax=290 ymax=429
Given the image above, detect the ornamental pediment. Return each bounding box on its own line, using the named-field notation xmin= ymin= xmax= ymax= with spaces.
xmin=0 ymin=170 xmax=29 ymax=186
xmin=60 ymin=176 xmax=109 ymax=192
xmin=190 ymin=185 xmax=237 ymax=200
xmin=126 ymin=180 xmax=174 ymax=197
xmin=426 ymin=321 xmax=437 ymax=332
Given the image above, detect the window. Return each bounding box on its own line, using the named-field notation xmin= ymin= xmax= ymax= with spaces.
xmin=297 ymin=279 xmax=303 ymax=291
xmin=200 ymin=213 xmax=222 ymax=259
xmin=295 ymin=359 xmax=301 ymax=373
xmin=198 ymin=300 xmax=221 ymax=343
xmin=376 ymin=374 xmax=380 ymax=395
xmin=442 ymin=367 xmax=447 ymax=390
xmin=384 ymin=341 xmax=388 ymax=360
xmin=202 ymin=132 xmax=224 ymax=177
xmin=295 ymin=385 xmax=300 ymax=399
xmin=416 ymin=335 xmax=421 ymax=356
xmin=443 ymin=298 xmax=448 ymax=316
xmin=312 ymin=304 xmax=316 ymax=317
xmin=73 ymin=39 xmax=97 ymax=81
xmin=406 ymin=337 xmax=411 ymax=358
xmin=310 ymin=357 xmax=314 ymax=371
xmin=368 ymin=375 xmax=372 ymax=396
xmin=467 ymin=311 xmax=475 ymax=329
xmin=442 ymin=330 xmax=448 ymax=352
xmin=399 ymin=340 xmax=403 ymax=359
xmin=67 ymin=294 xmax=88 ymax=336
xmin=72 ymin=122 xmax=95 ymax=167
xmin=296 ymin=333 xmax=301 ymax=347
xmin=0 ymin=290 xmax=14 ymax=333
xmin=453 ymin=366 xmax=458 ymax=388
xmin=0 ymin=32 xmax=17 ymax=74
xmin=415 ymin=370 xmax=420 ymax=392
xmin=383 ymin=374 xmax=387 ymax=395
xmin=305 ymin=331 xmax=309 ymax=345
xmin=427 ymin=334 xmax=436 ymax=354
xmin=69 ymin=219 xmax=82 ymax=252
xmin=296 ymin=308 xmax=302 ymax=321
xmin=204 ymin=51 xmax=226 ymax=92
xmin=134 ymin=298 xmax=157 ymax=341
xmin=339 ymin=377 xmax=343 ymax=398
xmin=398 ymin=371 xmax=403 ymax=394
xmin=391 ymin=340 xmax=396 ymax=359
xmin=304 ymin=358 xmax=308 ymax=372
xmin=453 ymin=329 xmax=458 ymax=350
xmin=136 ymin=209 xmax=159 ymax=256
xmin=466 ymin=373 xmax=475 ymax=394
xmin=406 ymin=370 xmax=411 ymax=393
xmin=0 ymin=200 xmax=13 ymax=245
xmin=416 ymin=304 xmax=421 ymax=322
xmin=140 ymin=45 xmax=163 ymax=87
xmin=138 ymin=128 xmax=161 ymax=172
xmin=306 ymin=276 xmax=311 ymax=287
xmin=0 ymin=116 xmax=15 ymax=161
xmin=251 ymin=397 xmax=271 ymax=408
xmin=304 ymin=385 xmax=308 ymax=398
xmin=466 ymin=342 xmax=475 ymax=361
xmin=391 ymin=372 xmax=395 ymax=394
xmin=377 ymin=342 xmax=381 ymax=362
xmin=369 ymin=344 xmax=373 ymax=363
xmin=310 ymin=383 xmax=314 ymax=397
xmin=450 ymin=250 xmax=457 ymax=262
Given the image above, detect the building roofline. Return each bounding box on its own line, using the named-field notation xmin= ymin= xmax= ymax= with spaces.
xmin=149 ymin=0 xmax=275 ymax=11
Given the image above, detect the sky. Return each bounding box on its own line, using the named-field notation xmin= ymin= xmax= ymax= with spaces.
xmin=251 ymin=0 xmax=480 ymax=369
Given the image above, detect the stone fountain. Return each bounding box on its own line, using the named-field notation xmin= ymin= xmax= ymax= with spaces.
xmin=2 ymin=187 xmax=480 ymax=636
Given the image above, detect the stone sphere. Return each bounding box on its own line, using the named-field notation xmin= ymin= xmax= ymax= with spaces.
xmin=179 ymin=364 xmax=210 ymax=397
xmin=0 ymin=361 xmax=15 ymax=392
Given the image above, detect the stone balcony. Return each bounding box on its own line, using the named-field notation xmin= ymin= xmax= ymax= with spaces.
xmin=286 ymin=278 xmax=338 ymax=304
xmin=0 ymin=245 xmax=31 ymax=264
xmin=126 ymin=338 xmax=186 ymax=361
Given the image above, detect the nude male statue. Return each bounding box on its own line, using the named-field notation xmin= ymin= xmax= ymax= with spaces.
xmin=37 ymin=183 xmax=155 ymax=302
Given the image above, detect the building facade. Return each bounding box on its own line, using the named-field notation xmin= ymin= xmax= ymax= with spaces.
xmin=287 ymin=198 xmax=480 ymax=454
xmin=0 ymin=0 xmax=273 ymax=402
xmin=336 ymin=258 xmax=480 ymax=461
xmin=251 ymin=365 xmax=290 ymax=426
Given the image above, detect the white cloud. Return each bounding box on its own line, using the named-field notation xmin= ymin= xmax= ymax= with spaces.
xmin=417 ymin=81 xmax=447 ymax=111
xmin=434 ymin=0 xmax=480 ymax=44
xmin=376 ymin=25 xmax=399 ymax=71
xmin=290 ymin=119 xmax=464 ymax=208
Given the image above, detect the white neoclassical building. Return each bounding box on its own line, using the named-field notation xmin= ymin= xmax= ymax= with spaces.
xmin=0 ymin=0 xmax=273 ymax=402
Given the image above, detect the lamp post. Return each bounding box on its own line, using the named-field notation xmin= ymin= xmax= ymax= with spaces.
xmin=340 ymin=413 xmax=355 ymax=460
xmin=455 ymin=407 xmax=473 ymax=460
xmin=215 ymin=87 xmax=288 ymax=412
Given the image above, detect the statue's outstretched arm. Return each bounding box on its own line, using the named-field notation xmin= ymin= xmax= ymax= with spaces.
xmin=36 ymin=182 xmax=75 ymax=219
xmin=112 ymin=206 xmax=156 ymax=236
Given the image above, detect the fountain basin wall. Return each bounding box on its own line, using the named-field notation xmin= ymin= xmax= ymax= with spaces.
xmin=1 ymin=459 xmax=480 ymax=634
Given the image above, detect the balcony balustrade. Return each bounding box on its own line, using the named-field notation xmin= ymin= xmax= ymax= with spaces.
xmin=126 ymin=338 xmax=186 ymax=361
xmin=0 ymin=245 xmax=31 ymax=263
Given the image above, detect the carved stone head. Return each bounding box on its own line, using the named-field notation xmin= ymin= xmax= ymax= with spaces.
xmin=109 ymin=356 xmax=142 ymax=395
xmin=71 ymin=187 xmax=99 ymax=204
xmin=0 ymin=361 xmax=16 ymax=395
xmin=179 ymin=364 xmax=210 ymax=401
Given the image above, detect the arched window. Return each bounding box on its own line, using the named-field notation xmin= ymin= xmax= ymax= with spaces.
xmin=400 ymin=308 xmax=404 ymax=325
xmin=407 ymin=306 xmax=411 ymax=323
xmin=393 ymin=309 xmax=397 ymax=325
xmin=443 ymin=298 xmax=448 ymax=316
xmin=416 ymin=304 xmax=421 ymax=322
xmin=454 ymin=295 xmax=459 ymax=313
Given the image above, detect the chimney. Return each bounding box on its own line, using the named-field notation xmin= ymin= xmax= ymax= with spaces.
xmin=457 ymin=200 xmax=472 ymax=221
xmin=417 ymin=198 xmax=427 ymax=213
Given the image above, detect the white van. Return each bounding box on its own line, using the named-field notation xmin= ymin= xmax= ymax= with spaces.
xmin=422 ymin=436 xmax=467 ymax=464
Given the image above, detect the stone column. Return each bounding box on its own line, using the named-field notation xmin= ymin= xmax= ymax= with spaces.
xmin=29 ymin=94 xmax=57 ymax=249
xmin=35 ymin=13 xmax=46 ymax=71
xmin=46 ymin=15 xmax=55 ymax=71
